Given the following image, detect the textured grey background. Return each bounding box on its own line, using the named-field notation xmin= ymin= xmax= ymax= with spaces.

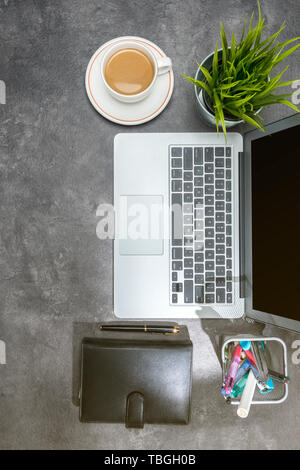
xmin=0 ymin=0 xmax=300 ymax=450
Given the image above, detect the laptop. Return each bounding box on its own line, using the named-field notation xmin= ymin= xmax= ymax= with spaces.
xmin=114 ymin=113 xmax=300 ymax=332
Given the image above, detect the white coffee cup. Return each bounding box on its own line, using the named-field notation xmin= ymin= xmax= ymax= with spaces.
xmin=101 ymin=40 xmax=172 ymax=103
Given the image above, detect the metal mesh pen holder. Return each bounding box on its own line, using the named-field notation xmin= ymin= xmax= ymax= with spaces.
xmin=221 ymin=335 xmax=289 ymax=405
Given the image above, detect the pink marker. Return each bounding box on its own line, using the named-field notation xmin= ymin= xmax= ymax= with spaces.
xmin=224 ymin=345 xmax=243 ymax=395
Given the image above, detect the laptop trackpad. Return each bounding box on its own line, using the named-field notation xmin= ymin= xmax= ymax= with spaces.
xmin=118 ymin=195 xmax=164 ymax=256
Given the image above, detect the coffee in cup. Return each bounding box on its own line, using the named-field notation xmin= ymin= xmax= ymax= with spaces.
xmin=104 ymin=48 xmax=155 ymax=96
xmin=101 ymin=40 xmax=172 ymax=103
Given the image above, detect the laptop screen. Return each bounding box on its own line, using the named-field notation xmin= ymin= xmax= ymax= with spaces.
xmin=251 ymin=124 xmax=300 ymax=321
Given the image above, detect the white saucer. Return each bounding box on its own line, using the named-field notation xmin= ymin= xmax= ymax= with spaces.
xmin=85 ymin=36 xmax=174 ymax=126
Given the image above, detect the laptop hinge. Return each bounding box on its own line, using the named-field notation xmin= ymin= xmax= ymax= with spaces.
xmin=239 ymin=151 xmax=246 ymax=299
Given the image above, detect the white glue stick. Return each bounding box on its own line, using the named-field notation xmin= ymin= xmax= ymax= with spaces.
xmin=237 ymin=369 xmax=257 ymax=418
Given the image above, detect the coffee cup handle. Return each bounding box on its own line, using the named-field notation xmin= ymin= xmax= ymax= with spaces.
xmin=156 ymin=56 xmax=172 ymax=75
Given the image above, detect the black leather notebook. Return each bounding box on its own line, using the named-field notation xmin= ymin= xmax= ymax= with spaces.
xmin=79 ymin=324 xmax=193 ymax=427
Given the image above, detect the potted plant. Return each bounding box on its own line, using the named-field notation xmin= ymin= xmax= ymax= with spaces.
xmin=183 ymin=1 xmax=300 ymax=140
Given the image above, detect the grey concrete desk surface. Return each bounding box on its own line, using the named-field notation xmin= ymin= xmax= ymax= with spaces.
xmin=0 ymin=0 xmax=300 ymax=450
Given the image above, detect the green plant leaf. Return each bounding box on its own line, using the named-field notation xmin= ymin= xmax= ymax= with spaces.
xmin=196 ymin=64 xmax=214 ymax=87
xmin=212 ymin=42 xmax=219 ymax=84
xmin=277 ymin=99 xmax=300 ymax=113
xmin=181 ymin=74 xmax=213 ymax=98
xmin=272 ymin=43 xmax=300 ymax=68
xmin=214 ymin=90 xmax=227 ymax=142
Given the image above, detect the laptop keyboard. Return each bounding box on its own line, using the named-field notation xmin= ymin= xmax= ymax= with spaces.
xmin=170 ymin=145 xmax=233 ymax=305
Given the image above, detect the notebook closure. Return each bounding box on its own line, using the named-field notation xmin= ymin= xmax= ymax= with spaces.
xmin=126 ymin=391 xmax=144 ymax=428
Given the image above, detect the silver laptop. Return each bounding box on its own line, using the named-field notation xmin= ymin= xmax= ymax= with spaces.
xmin=114 ymin=114 xmax=300 ymax=332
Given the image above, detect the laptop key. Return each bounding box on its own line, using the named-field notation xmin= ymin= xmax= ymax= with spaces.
xmin=205 ymin=185 xmax=214 ymax=195
xmin=172 ymin=283 xmax=183 ymax=293
xmin=215 ymin=169 xmax=224 ymax=178
xmin=184 ymin=148 xmax=193 ymax=169
xmin=216 ymin=191 xmax=225 ymax=200
xmin=216 ymin=223 xmax=225 ymax=232
xmin=184 ymin=171 xmax=193 ymax=181
xmin=216 ymin=234 xmax=225 ymax=243
xmin=216 ymin=212 xmax=225 ymax=222
xmin=216 ymin=277 xmax=225 ymax=287
xmin=216 ymin=201 xmax=225 ymax=211
xmin=205 ymin=196 xmax=214 ymax=205
xmin=216 ymin=180 xmax=225 ymax=189
xmin=226 ymin=270 xmax=232 ymax=281
xmin=172 ymin=261 xmax=182 ymax=270
xmin=195 ymin=285 xmax=204 ymax=303
xmin=172 ymin=272 xmax=178 ymax=282
xmin=184 ymin=225 xmax=193 ymax=236
xmin=216 ymin=244 xmax=225 ymax=254
xmin=205 ymin=250 xmax=215 ymax=260
xmin=215 ymin=158 xmax=224 ymax=167
xmin=205 ymin=218 xmax=214 ymax=227
xmin=172 ymin=247 xmax=183 ymax=259
xmin=184 ymin=248 xmax=193 ymax=257
xmin=184 ymin=258 xmax=193 ymax=268
xmin=227 ymin=282 xmax=232 ymax=292
xmin=216 ymin=266 xmax=225 ymax=276
xmin=172 ymin=158 xmax=182 ymax=168
xmin=205 ymin=283 xmax=215 ymax=292
xmin=184 ymin=193 xmax=193 ymax=203
xmin=205 ymin=147 xmax=214 ymax=162
xmin=216 ymin=288 xmax=226 ymax=303
xmin=205 ymin=272 xmax=215 ymax=282
xmin=184 ymin=236 xmax=193 ymax=246
xmin=226 ymin=147 xmax=231 ymax=157
xmin=195 ymin=242 xmax=204 ymax=251
xmin=195 ymin=263 xmax=204 ymax=273
xmin=184 ymin=280 xmax=193 ymax=303
xmin=227 ymin=293 xmax=232 ymax=303
xmin=226 ymin=259 xmax=232 ymax=269
xmin=205 ymin=261 xmax=214 ymax=270
xmin=194 ymin=147 xmax=203 ymax=164
xmin=194 ymin=187 xmax=203 ymax=198
xmin=195 ymin=252 xmax=204 ymax=262
xmin=205 ymin=238 xmax=214 ymax=248
xmin=205 ymin=294 xmax=215 ymax=303
xmin=195 ymin=208 xmax=204 ymax=219
xmin=205 ymin=163 xmax=214 ymax=173
xmin=205 ymin=206 xmax=214 ymax=216
xmin=195 ymin=274 xmax=204 ymax=284
xmin=184 ymin=214 xmax=193 ymax=224
xmin=172 ymin=294 xmax=178 ymax=303
xmin=171 ymin=147 xmax=182 ymax=158
xmin=226 ymin=236 xmax=232 ymax=247
xmin=194 ymin=177 xmax=203 ymax=186
xmin=195 ymin=220 xmax=204 ymax=230
xmin=172 ymin=169 xmax=182 ymax=178
xmin=216 ymin=255 xmax=225 ymax=265
xmin=172 ymin=180 xmax=182 ymax=192
xmin=205 ymin=228 xmax=214 ymax=237
xmin=215 ymin=147 xmax=225 ymax=156
xmin=194 ymin=198 xmax=204 ymax=207
xmin=205 ymin=174 xmax=214 ymax=184
xmin=194 ymin=166 xmax=203 ymax=176
xmin=184 ymin=269 xmax=193 ymax=279
xmin=184 ymin=182 xmax=193 ymax=192
xmin=226 ymin=203 xmax=232 ymax=213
